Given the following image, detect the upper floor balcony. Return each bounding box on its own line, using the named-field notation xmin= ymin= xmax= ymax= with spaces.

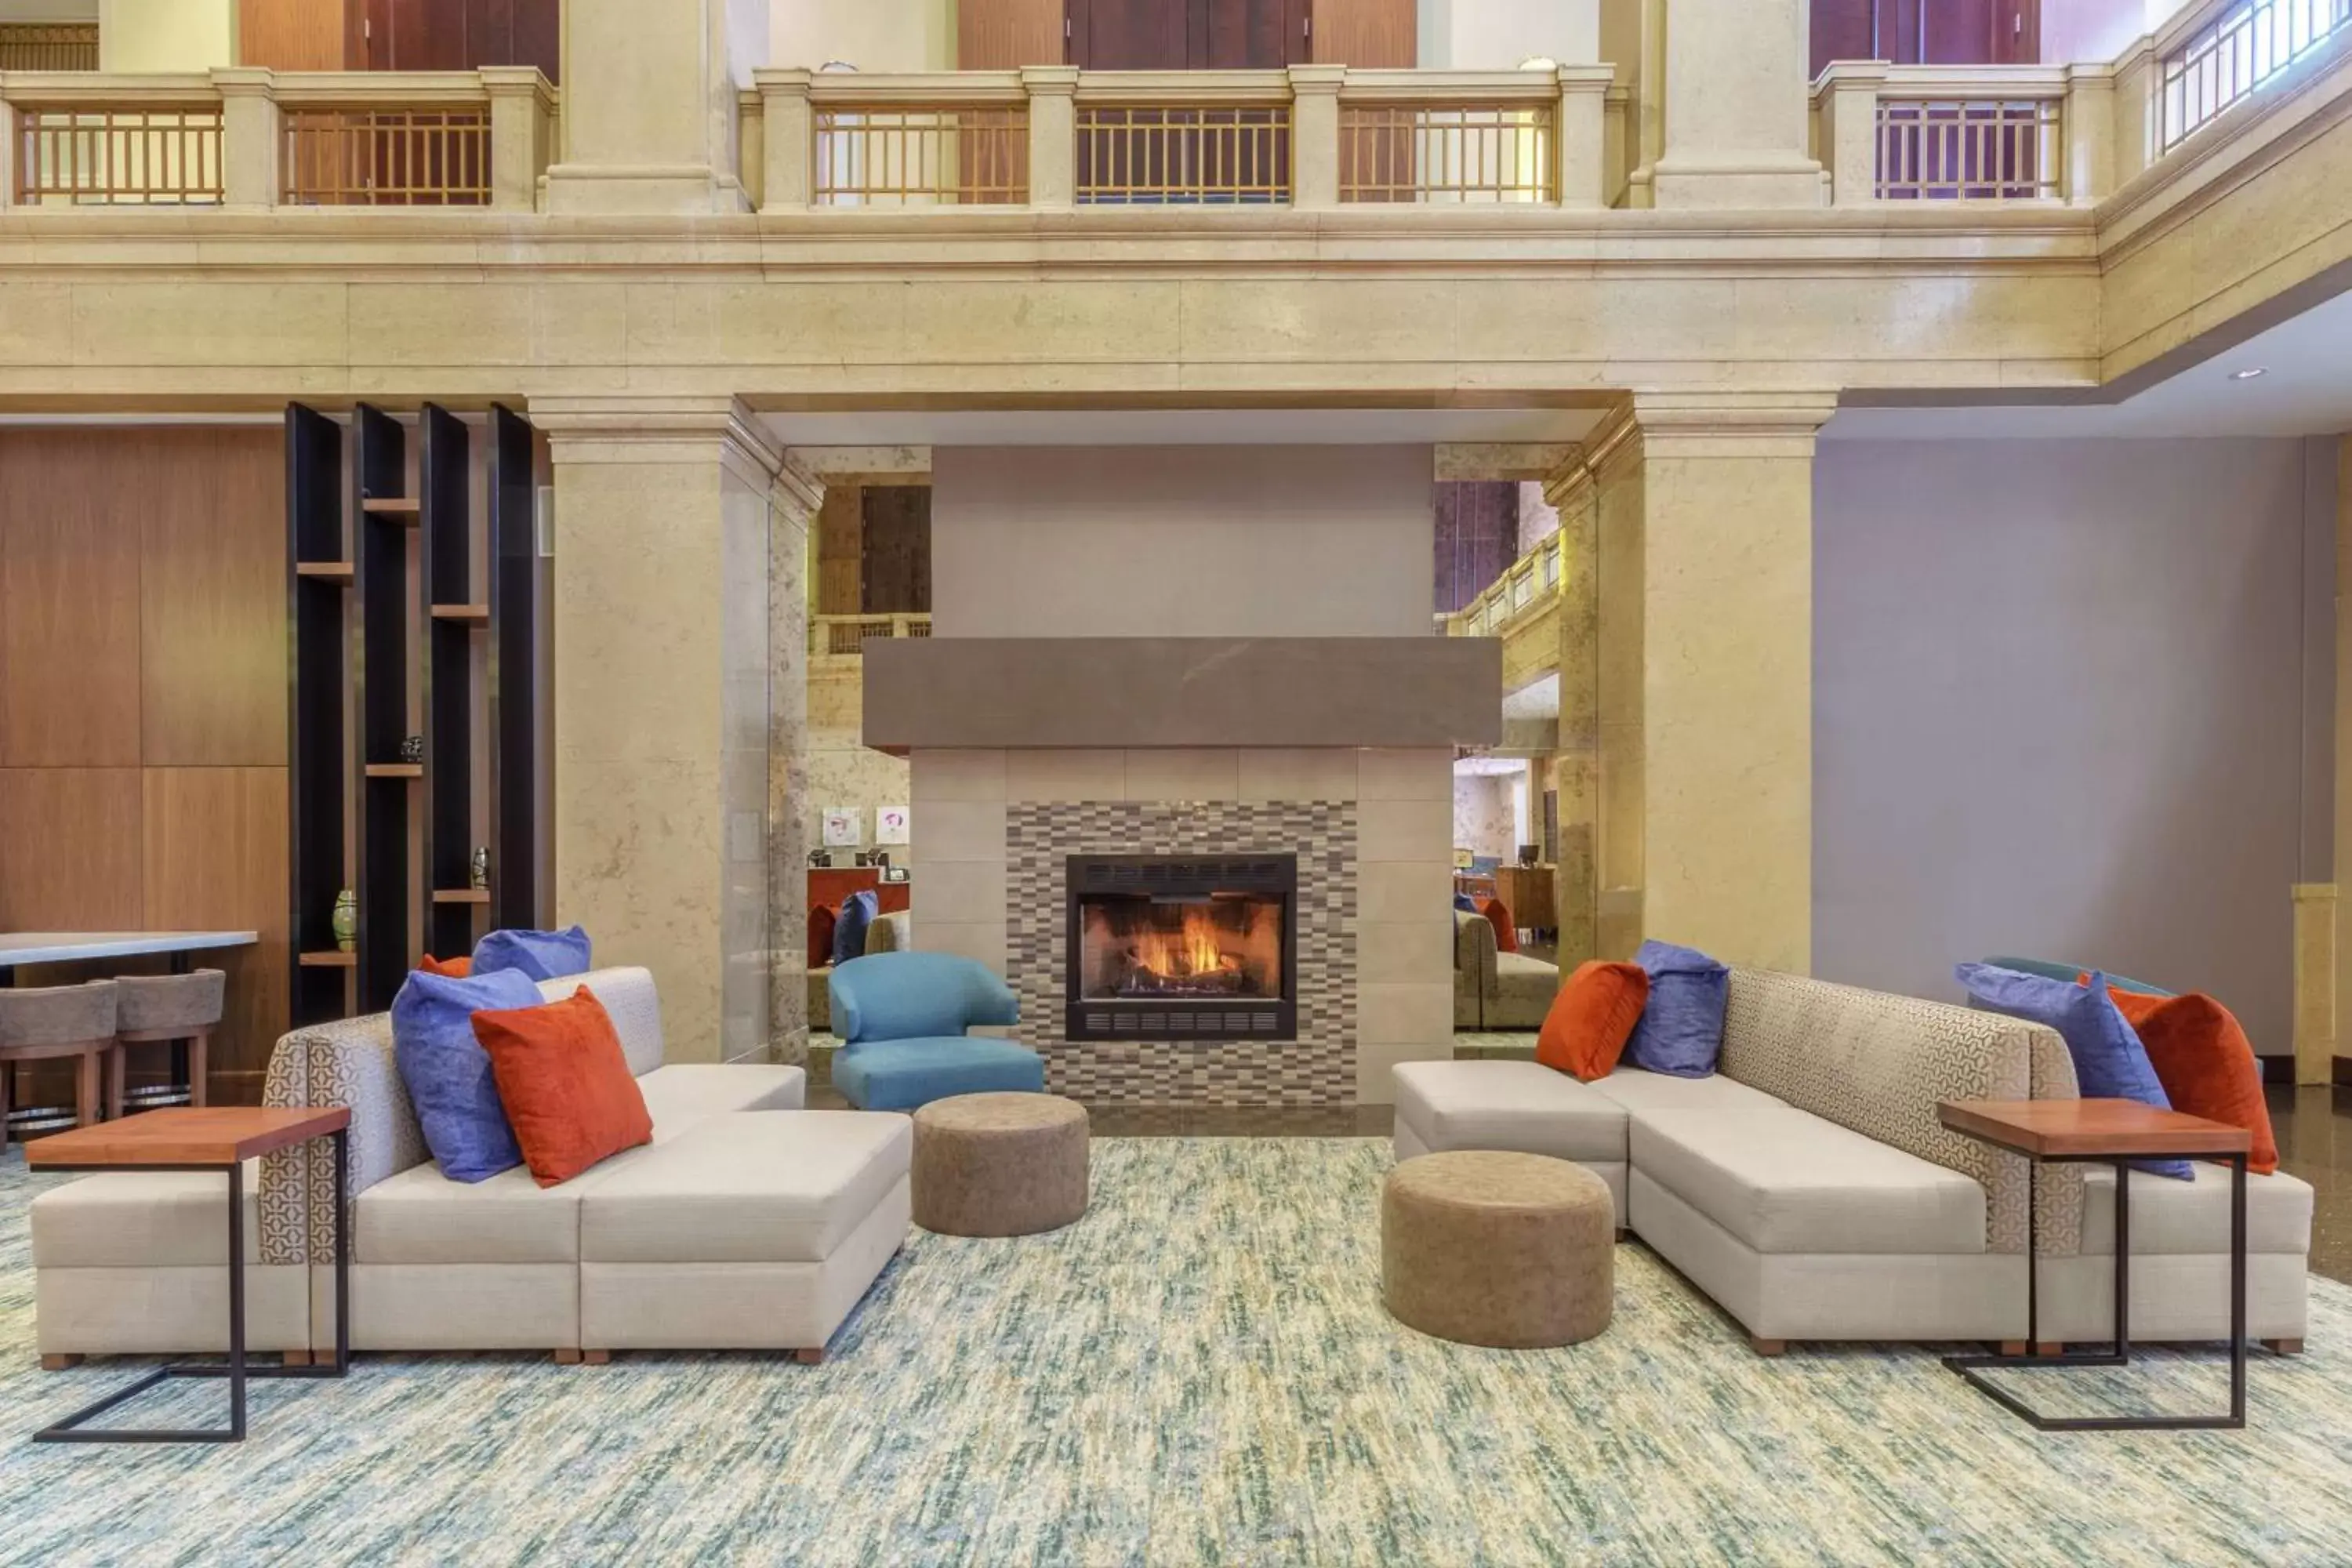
xmin=0 ymin=0 xmax=2340 ymax=216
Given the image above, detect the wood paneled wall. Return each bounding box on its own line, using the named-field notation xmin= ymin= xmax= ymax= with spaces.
xmin=0 ymin=428 xmax=290 ymax=1105
xmin=1309 ymin=0 xmax=1414 ymax=67
xmin=959 ymin=0 xmax=1066 ymax=68
xmin=239 ymin=0 xmax=352 ymax=70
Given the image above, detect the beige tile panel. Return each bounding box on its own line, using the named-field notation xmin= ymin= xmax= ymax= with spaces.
xmin=1358 ymin=797 xmax=1454 ymax=864
xmin=1005 ymin=749 xmax=1124 ymax=803
xmin=1123 ymin=749 xmax=1240 ymax=802
xmin=914 ymin=859 xmax=1006 ymax=926
xmin=1356 ymin=748 xmax=1452 ymax=801
xmin=1238 ymin=748 xmax=1359 ymax=802
xmin=1357 ymin=920 xmax=1454 ymax=987
xmin=1354 ymin=982 xmax=1456 ymax=1103
xmin=1358 ymin=861 xmax=1452 ymax=926
xmin=912 ymin=749 xmax=1009 ymax=803
xmin=916 ymin=918 xmax=1008 ymax=975
xmin=909 ymin=798 xmax=1007 ymax=865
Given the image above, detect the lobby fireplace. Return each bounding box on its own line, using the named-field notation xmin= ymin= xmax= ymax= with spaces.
xmin=1065 ymin=853 xmax=1298 ymax=1042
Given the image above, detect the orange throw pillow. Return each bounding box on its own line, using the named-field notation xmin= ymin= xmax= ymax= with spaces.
xmin=2106 ymin=988 xmax=2278 ymax=1175
xmin=418 ymin=954 xmax=472 ymax=978
xmin=1535 ymin=961 xmax=1650 ymax=1081
xmin=467 ymin=985 xmax=652 ymax=1188
xmin=1476 ymin=898 xmax=1519 ymax=955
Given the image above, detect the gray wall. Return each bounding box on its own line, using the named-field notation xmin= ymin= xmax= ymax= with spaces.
xmin=930 ymin=446 xmax=1434 ymax=638
xmin=1813 ymin=437 xmax=2337 ymax=1054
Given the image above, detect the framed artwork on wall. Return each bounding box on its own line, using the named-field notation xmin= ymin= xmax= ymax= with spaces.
xmin=822 ymin=808 xmax=863 ymax=848
xmin=876 ymin=805 xmax=910 ymax=844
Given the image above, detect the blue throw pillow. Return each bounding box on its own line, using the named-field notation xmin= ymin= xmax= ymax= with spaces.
xmin=1453 ymin=892 xmax=1479 ymax=914
xmin=1983 ymin=955 xmax=2172 ymax=997
xmin=1954 ymin=963 xmax=2191 ymax=1179
xmin=833 ymin=890 xmax=879 ymax=967
xmin=1622 ymin=939 xmax=1729 ymax=1079
xmin=390 ymin=967 xmax=545 ymax=1182
xmin=472 ymin=925 xmax=592 ymax=983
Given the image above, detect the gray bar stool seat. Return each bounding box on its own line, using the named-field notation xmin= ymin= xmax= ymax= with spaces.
xmin=108 ymin=969 xmax=224 ymax=1118
xmin=0 ymin=982 xmax=118 ymax=1154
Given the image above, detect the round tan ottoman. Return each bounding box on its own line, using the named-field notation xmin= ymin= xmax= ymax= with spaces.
xmin=1381 ymin=1150 xmax=1614 ymax=1348
xmin=911 ymin=1093 xmax=1090 ymax=1237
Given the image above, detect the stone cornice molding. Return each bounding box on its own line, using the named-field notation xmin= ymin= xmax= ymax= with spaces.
xmin=532 ymin=394 xmax=782 ymax=483
xmin=1623 ymin=390 xmax=1838 ymax=457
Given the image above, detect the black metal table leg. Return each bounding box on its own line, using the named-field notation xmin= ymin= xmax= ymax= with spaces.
xmin=166 ymin=950 xmax=191 ymax=1105
xmin=1944 ymin=1151 xmax=2252 ymax=1431
xmin=35 ymin=1135 xmax=350 ymax=1444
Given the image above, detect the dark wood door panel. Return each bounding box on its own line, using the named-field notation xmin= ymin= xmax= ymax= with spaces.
xmin=1073 ymin=0 xmax=1189 ymax=68
xmin=1309 ymin=0 xmax=1413 ymax=67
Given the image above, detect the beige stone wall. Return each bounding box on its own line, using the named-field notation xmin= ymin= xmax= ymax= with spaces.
xmin=911 ymin=747 xmax=1454 ymax=1105
xmin=773 ymin=0 xmax=955 ymax=70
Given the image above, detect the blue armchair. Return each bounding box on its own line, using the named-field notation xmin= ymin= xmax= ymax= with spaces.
xmin=826 ymin=951 xmax=1045 ymax=1112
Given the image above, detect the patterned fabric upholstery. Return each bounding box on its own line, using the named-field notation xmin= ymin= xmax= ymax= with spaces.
xmin=255 ymin=965 xmax=665 ymax=1265
xmin=1720 ymin=970 xmax=2083 ymax=1257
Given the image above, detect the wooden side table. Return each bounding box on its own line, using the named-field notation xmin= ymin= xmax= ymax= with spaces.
xmin=27 ymin=1105 xmax=351 ymax=1443
xmin=1937 ymin=1098 xmax=2252 ymax=1432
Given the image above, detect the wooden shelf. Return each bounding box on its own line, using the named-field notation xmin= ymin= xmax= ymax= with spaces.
xmin=430 ymin=604 xmax=489 ymax=624
xmin=361 ymin=496 xmax=419 ymax=523
xmin=364 ymin=763 xmax=422 ymax=779
xmin=297 ymin=949 xmax=356 ymax=967
xmin=294 ymin=561 xmax=353 ymax=583
xmin=432 ymin=888 xmax=490 ymax=905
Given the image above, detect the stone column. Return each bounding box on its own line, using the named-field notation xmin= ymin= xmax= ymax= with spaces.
xmin=1288 ymin=65 xmax=1346 ymax=211
xmin=1542 ymin=451 xmax=1602 ymax=966
xmin=1590 ymin=392 xmax=1837 ymax=971
xmin=2332 ymin=433 xmax=2352 ymax=1084
xmin=546 ymin=0 xmax=757 ymax=214
xmin=1650 ymin=0 xmax=1824 ymax=209
xmin=212 ymin=69 xmax=281 ymax=211
xmin=536 ymin=397 xmax=786 ymax=1064
xmin=768 ymin=460 xmax=818 ymax=1066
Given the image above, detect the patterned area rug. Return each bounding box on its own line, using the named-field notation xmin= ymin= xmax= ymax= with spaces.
xmin=4 ymin=1138 xmax=2352 ymax=1566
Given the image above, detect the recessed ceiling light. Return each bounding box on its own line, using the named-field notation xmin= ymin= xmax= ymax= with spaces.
xmin=2230 ymin=367 xmax=2269 ymax=380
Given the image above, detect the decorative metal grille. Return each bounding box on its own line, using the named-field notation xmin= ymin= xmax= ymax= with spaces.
xmin=1074 ymin=105 xmax=1291 ymax=204
xmin=14 ymin=108 xmax=223 ymax=205
xmin=1875 ymin=97 xmax=2060 ymax=201
xmin=0 ymin=23 xmax=99 ymax=70
xmin=1338 ymin=104 xmax=1555 ymax=203
xmin=281 ymin=109 xmax=492 ymax=206
xmin=812 ymin=105 xmax=1028 ymax=205
xmin=2161 ymin=0 xmax=2352 ymax=151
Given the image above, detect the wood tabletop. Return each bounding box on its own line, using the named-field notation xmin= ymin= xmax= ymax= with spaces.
xmin=1940 ymin=1098 xmax=2252 ymax=1159
xmin=24 ymin=1106 xmax=350 ymax=1169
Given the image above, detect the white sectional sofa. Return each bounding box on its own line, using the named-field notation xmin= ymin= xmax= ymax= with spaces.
xmin=34 ymin=967 xmax=910 ymax=1363
xmin=1395 ymin=968 xmax=2314 ymax=1353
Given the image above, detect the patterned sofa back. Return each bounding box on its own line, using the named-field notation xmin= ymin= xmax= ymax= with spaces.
xmin=256 ymin=966 xmax=665 ymax=1265
xmin=1719 ymin=968 xmax=2084 ymax=1257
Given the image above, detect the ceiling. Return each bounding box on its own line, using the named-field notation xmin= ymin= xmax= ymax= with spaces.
xmin=1826 ymin=282 xmax=2352 ymax=441
xmin=767 ymin=408 xmax=1602 ymax=448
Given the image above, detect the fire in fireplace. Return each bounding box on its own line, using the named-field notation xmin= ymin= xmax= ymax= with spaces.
xmin=1065 ymin=853 xmax=1298 ymax=1040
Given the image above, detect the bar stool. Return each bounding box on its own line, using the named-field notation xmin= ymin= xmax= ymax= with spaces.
xmin=108 ymin=969 xmax=224 ymax=1118
xmin=0 ymin=981 xmax=118 ymax=1155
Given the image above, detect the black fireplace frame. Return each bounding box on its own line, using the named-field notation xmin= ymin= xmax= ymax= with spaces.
xmin=1064 ymin=852 xmax=1298 ymax=1042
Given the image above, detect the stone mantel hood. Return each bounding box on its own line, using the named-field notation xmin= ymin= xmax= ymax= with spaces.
xmin=862 ymin=637 xmax=1501 ymax=754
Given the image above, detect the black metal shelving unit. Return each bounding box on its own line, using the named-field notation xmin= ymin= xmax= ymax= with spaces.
xmin=287 ymin=399 xmax=543 ymax=1024
xmin=286 ymin=404 xmax=353 ymax=1027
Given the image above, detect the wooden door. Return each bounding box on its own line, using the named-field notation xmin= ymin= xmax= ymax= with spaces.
xmin=859 ymin=488 xmax=932 ymax=615
xmin=362 ymin=0 xmax=558 ymax=78
xmin=1990 ymin=0 xmax=2040 ymax=64
xmin=1071 ymin=0 xmax=1189 ymax=67
xmin=1069 ymin=0 xmax=1305 ymax=68
xmin=1812 ymin=0 xmax=2013 ymax=71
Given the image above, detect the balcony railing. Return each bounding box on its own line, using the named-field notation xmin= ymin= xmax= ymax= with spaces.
xmin=1816 ymin=64 xmax=2081 ymax=204
xmin=1439 ymin=532 xmax=1569 ymax=639
xmin=749 ymin=65 xmax=1616 ymax=212
xmin=2161 ymin=0 xmax=2352 ymax=149
xmin=811 ymin=613 xmax=933 ymax=659
xmin=0 ymin=67 xmax=553 ymax=210
xmin=0 ymin=24 xmax=98 ymax=71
